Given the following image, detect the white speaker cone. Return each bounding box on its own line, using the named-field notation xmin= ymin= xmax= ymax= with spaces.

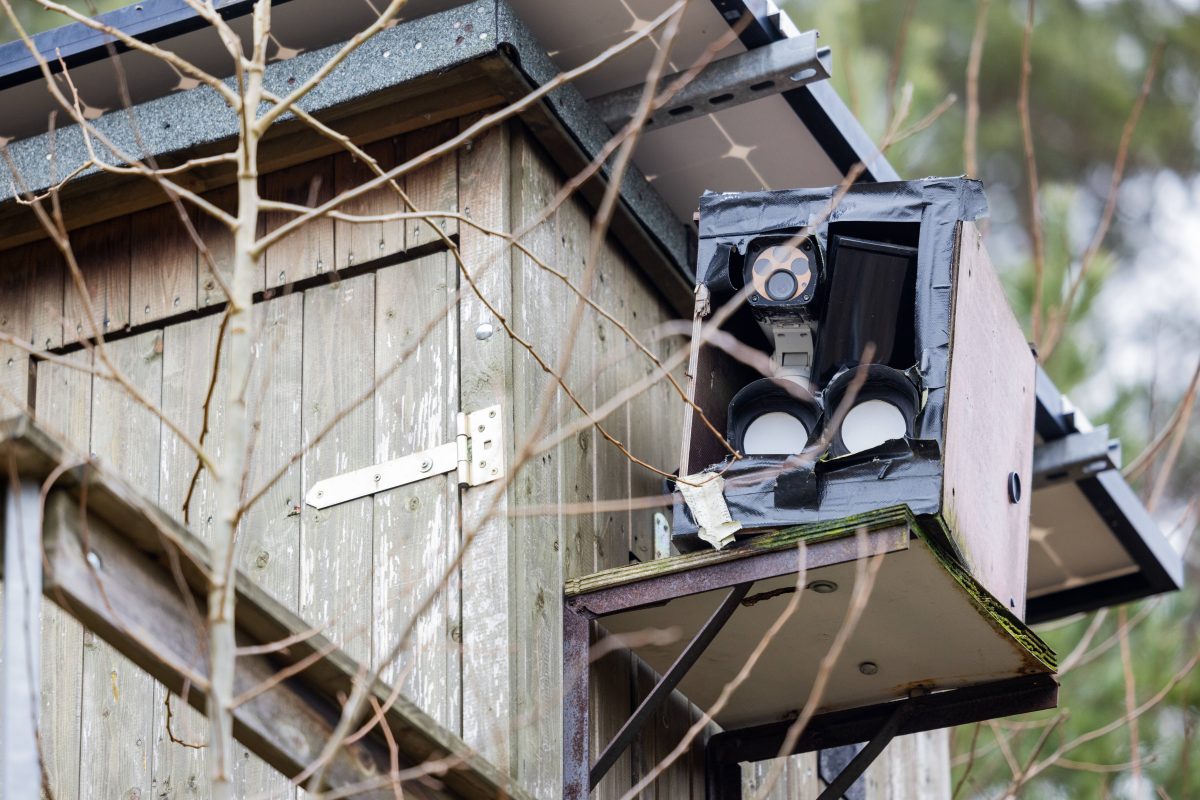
xmin=742 ymin=411 xmax=809 ymax=455
xmin=840 ymin=399 xmax=907 ymax=454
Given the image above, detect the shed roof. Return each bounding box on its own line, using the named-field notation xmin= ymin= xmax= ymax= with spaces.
xmin=0 ymin=0 xmax=894 ymax=224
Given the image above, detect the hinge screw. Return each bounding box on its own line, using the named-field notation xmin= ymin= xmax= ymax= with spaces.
xmin=374 ymin=474 xmax=381 ymax=482
xmin=419 ymin=458 xmax=433 ymax=473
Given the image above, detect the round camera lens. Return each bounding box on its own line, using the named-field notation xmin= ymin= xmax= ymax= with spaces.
xmin=765 ymin=270 xmax=798 ymax=301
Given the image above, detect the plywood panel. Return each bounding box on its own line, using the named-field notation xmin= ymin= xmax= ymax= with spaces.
xmin=457 ymin=111 xmax=514 ymax=771
xmin=334 ymin=137 xmax=405 ymax=270
xmin=941 ymin=221 xmax=1035 ymax=617
xmin=65 ymin=216 xmax=131 ymax=343
xmin=80 ymin=330 xmax=162 ymax=799
xmin=373 ymin=251 xmax=460 ymax=730
xmin=130 ymin=200 xmax=199 ymax=325
xmin=34 ymin=348 xmax=93 ymax=800
xmin=301 ymin=273 xmax=375 ymax=662
xmin=405 ymin=121 xmax=460 ymax=249
xmin=263 ymin=157 xmax=335 ymax=288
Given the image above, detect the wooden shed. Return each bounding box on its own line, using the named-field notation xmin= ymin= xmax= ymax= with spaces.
xmin=0 ymin=1 xmax=1178 ymax=798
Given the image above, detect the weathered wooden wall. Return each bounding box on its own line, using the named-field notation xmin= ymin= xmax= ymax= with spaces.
xmin=0 ymin=110 xmax=951 ymax=799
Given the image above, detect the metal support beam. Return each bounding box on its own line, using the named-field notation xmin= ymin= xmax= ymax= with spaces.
xmin=1031 ymin=427 xmax=1118 ymax=489
xmin=815 ymin=703 xmax=909 ymax=800
xmin=590 ymin=582 xmax=753 ymax=788
xmin=2 ymin=478 xmax=43 ymax=799
xmin=592 ymin=31 xmax=831 ymax=130
xmin=704 ymin=674 xmax=1058 ymax=798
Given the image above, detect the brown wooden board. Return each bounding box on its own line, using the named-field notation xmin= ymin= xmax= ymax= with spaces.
xmin=334 ymin=136 xmax=405 ymax=271
xmin=941 ymin=221 xmax=1035 ymax=618
xmin=64 ymin=216 xmax=131 ymax=344
xmin=130 ymin=200 xmax=199 ymax=326
xmin=263 ymin=157 xmax=336 ymax=289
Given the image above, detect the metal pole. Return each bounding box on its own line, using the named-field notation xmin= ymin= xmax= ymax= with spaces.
xmin=3 ymin=479 xmax=43 ymax=798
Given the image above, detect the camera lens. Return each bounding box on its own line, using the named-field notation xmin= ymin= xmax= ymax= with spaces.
xmin=765 ymin=270 xmax=798 ymax=301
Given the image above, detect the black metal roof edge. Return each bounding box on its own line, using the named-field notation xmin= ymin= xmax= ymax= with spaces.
xmin=1031 ymin=365 xmax=1184 ymax=620
xmin=709 ymin=0 xmax=900 ymax=182
xmin=0 ymin=0 xmax=280 ymax=92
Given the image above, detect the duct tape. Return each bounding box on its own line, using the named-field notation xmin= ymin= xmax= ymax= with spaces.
xmin=677 ymin=472 xmax=742 ymax=550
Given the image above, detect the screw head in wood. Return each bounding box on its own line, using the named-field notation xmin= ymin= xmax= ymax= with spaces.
xmin=858 ymin=661 xmax=879 ymax=675
xmin=808 ymin=580 xmax=837 ymax=594
xmin=475 ymin=322 xmax=494 ymax=340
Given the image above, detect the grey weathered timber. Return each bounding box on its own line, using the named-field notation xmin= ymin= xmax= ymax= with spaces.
xmin=0 ymin=415 xmax=530 ymax=800
xmin=158 ymin=312 xmax=223 ymax=795
xmin=302 ymin=273 xmax=375 ymax=663
xmin=510 ymin=127 xmax=566 ymax=799
xmin=82 ymin=331 xmax=161 ymax=799
xmin=237 ymin=292 xmax=306 ymax=796
xmin=32 ymin=348 xmax=91 ymax=800
xmin=457 ymin=112 xmax=515 ymax=773
xmin=2 ymin=478 xmax=43 ymax=799
xmin=264 ymin=157 xmax=337 ymax=288
xmin=334 ymin=136 xmax=405 ymax=270
xmin=374 ymin=250 xmax=462 ymax=731
xmin=405 ymin=121 xmax=461 ymax=248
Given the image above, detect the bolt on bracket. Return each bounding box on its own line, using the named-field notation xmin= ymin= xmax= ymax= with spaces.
xmin=305 ymin=404 xmax=504 ymax=509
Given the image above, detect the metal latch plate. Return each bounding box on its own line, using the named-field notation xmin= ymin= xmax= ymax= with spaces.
xmin=305 ymin=404 xmax=503 ymax=509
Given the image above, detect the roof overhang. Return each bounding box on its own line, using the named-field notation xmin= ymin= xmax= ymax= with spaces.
xmin=1026 ymin=365 xmax=1184 ymax=623
xmin=0 ymin=0 xmax=894 ymax=313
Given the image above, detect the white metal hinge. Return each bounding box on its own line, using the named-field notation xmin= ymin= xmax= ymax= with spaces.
xmin=305 ymin=404 xmax=504 ymax=510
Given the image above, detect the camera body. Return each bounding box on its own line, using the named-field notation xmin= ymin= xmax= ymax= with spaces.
xmin=671 ymin=178 xmax=1035 ymax=614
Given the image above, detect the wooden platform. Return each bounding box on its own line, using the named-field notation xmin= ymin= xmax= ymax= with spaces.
xmin=566 ymin=509 xmax=1056 ymax=731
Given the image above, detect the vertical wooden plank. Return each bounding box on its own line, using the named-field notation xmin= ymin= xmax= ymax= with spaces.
xmin=155 ymin=313 xmax=219 ymax=798
xmin=236 ymin=292 xmax=305 ymax=798
xmin=405 ymin=121 xmax=460 ymax=249
xmin=130 ymin=201 xmax=199 ymax=325
xmin=333 ymin=137 xmax=405 ymax=270
xmin=864 ymin=731 xmax=951 ymax=800
xmin=556 ymin=195 xmax=596 ymax=583
xmin=196 ymin=186 xmax=249 ymax=308
xmin=508 ymin=128 xmax=563 ymax=798
xmin=80 ymin=330 xmax=162 ymax=799
xmin=263 ymin=158 xmax=336 ymax=288
xmin=65 ymin=216 xmax=131 ymax=344
xmin=591 ymin=241 xmax=635 ymax=799
xmin=34 ymin=348 xmax=92 ymax=800
xmin=301 ymin=273 xmax=375 ymax=662
xmin=592 ymin=238 xmax=631 ymax=572
xmin=457 ymin=112 xmax=514 ymax=772
xmin=0 ymin=241 xmax=64 ymax=416
xmin=373 ymin=251 xmax=460 ymax=731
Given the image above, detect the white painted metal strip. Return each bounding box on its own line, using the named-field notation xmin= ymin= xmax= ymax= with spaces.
xmin=306 ymin=442 xmax=458 ymax=509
